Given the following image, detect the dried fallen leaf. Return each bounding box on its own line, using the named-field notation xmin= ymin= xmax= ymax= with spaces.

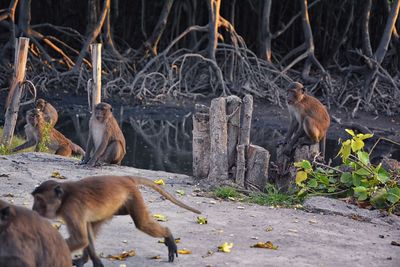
xmin=237 ymin=206 xmax=245 ymax=210
xmin=197 ymin=216 xmax=208 ymax=224
xmin=265 ymin=226 xmax=273 ymax=232
xmin=251 ymin=241 xmax=278 ymax=250
xmin=150 ymin=255 xmax=161 ymax=260
xmin=107 ymin=250 xmax=136 ymax=260
xmin=154 ymin=179 xmax=165 ymax=185
xmin=218 ymin=242 xmax=234 ymax=253
xmin=153 ymin=214 xmax=167 ymax=222
xmin=158 ymin=238 xmax=181 ymax=244
xmin=51 ymin=171 xmax=66 ymax=179
xmin=119 ymin=264 xmax=127 ymax=267
xmin=288 ymin=229 xmax=298 ymax=233
xmin=176 ymin=190 xmax=185 ymax=196
xmin=178 ymin=249 xmax=192 ymax=255
xmin=309 ymin=219 xmax=318 ymax=224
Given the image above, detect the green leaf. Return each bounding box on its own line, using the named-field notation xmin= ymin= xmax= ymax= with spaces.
xmin=340 ymin=141 xmax=351 ymax=161
xmin=297 ymin=188 xmax=307 ymax=196
xmin=386 ymin=187 xmax=400 ymax=204
xmin=296 ymin=171 xmax=308 ymax=185
xmin=370 ymin=189 xmax=388 ymax=209
xmin=377 ymin=167 xmax=390 ymax=184
xmin=355 ymin=168 xmax=370 ymax=176
xmin=307 ymin=179 xmax=318 ymax=188
xmin=345 ymin=129 xmax=355 ymax=136
xmin=352 ymin=174 xmax=361 ymax=186
xmin=356 ymin=133 xmax=373 ymax=140
xmin=351 ymin=138 xmax=364 ymax=152
xmin=340 ymin=172 xmax=352 ymax=185
xmin=318 ymin=175 xmax=330 ymax=186
xmin=354 ymin=186 xmax=368 ymax=201
xmin=327 ymin=187 xmax=336 ymax=193
xmin=357 ymin=151 xmax=370 ymax=165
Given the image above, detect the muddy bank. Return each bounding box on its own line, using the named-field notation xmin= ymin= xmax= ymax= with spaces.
xmin=0 ymin=153 xmax=399 ymax=267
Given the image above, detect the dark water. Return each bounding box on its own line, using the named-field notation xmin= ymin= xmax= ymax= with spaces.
xmin=54 ymin=108 xmax=397 ymax=176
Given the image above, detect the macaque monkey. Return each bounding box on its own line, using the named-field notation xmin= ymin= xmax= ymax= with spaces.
xmin=0 ymin=199 xmax=71 ymax=267
xmin=281 ymin=82 xmax=330 ymax=157
xmin=32 ymin=175 xmax=201 ymax=266
xmin=35 ymin=98 xmax=58 ymax=127
xmin=13 ymin=109 xmax=85 ymax=157
xmin=81 ymin=102 xmax=126 ymax=167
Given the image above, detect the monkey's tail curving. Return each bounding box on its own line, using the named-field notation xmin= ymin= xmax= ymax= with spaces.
xmin=129 ymin=176 xmax=201 ymax=214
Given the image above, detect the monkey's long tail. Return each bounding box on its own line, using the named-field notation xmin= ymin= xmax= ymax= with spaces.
xmin=129 ymin=176 xmax=201 ymax=214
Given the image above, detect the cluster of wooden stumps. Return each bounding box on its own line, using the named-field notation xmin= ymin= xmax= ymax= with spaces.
xmin=193 ymin=95 xmax=320 ymax=191
xmin=193 ymin=95 xmax=271 ymax=190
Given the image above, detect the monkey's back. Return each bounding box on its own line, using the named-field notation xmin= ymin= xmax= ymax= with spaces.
xmin=300 ymin=94 xmax=330 ymax=129
xmin=0 ymin=205 xmax=71 ymax=267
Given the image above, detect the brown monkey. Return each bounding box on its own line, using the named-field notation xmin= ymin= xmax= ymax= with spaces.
xmin=13 ymin=109 xmax=85 ymax=157
xmin=81 ymin=102 xmax=126 ymax=167
xmin=0 ymin=199 xmax=71 ymax=267
xmin=35 ymin=98 xmax=59 ymax=127
xmin=281 ymin=82 xmax=330 ymax=157
xmin=32 ymin=175 xmax=201 ymax=266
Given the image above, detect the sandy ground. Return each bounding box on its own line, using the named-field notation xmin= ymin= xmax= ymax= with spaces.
xmin=0 ymin=153 xmax=399 ymax=267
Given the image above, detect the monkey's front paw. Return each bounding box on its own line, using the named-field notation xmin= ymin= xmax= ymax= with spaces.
xmin=164 ymin=236 xmax=178 ymax=262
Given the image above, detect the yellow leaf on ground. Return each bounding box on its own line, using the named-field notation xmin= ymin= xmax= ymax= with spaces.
xmin=150 ymin=255 xmax=161 ymax=260
xmin=265 ymin=226 xmax=273 ymax=232
xmin=158 ymin=238 xmax=180 ymax=244
xmin=251 ymin=241 xmax=278 ymax=250
xmin=107 ymin=250 xmax=136 ymax=260
xmin=197 ymin=216 xmax=208 ymax=224
xmin=51 ymin=171 xmax=66 ymax=179
xmin=176 ymin=190 xmax=185 ymax=196
xmin=153 ymin=214 xmax=168 ymax=222
xmin=178 ymin=249 xmax=192 ymax=254
xmin=154 ymin=179 xmax=165 ymax=185
xmin=218 ymin=242 xmax=234 ymax=253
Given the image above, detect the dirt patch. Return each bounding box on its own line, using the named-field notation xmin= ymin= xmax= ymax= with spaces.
xmin=0 ymin=153 xmax=399 ymax=267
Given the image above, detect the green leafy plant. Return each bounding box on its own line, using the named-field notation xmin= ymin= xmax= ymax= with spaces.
xmin=213 ymin=186 xmax=240 ymax=199
xmin=0 ymin=127 xmax=33 ymax=155
xmin=37 ymin=122 xmax=52 ymax=152
xmin=247 ymin=183 xmax=300 ymax=207
xmin=295 ymin=129 xmax=400 ymax=211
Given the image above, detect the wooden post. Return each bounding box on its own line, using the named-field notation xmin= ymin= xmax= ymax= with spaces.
xmin=192 ymin=104 xmax=211 ymax=179
xmin=2 ymin=37 xmax=29 ymax=146
xmin=235 ymin=94 xmax=253 ymax=186
xmin=208 ymin=97 xmax=228 ymax=181
xmin=226 ymin=95 xmax=241 ymax=171
xmin=245 ymin=144 xmax=270 ymax=191
xmin=91 ymin=43 xmax=102 ymax=110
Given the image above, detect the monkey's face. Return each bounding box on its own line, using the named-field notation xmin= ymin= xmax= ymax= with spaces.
xmin=35 ymin=99 xmax=46 ymax=111
xmin=32 ymin=182 xmax=64 ymax=219
xmin=27 ymin=110 xmax=43 ymax=126
xmin=286 ymin=83 xmax=304 ymax=104
xmin=94 ymin=103 xmax=112 ymax=123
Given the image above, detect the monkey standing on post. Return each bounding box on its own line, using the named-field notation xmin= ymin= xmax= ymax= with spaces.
xmin=0 ymin=199 xmax=71 ymax=267
xmin=81 ymin=102 xmax=126 ymax=167
xmin=12 ymin=109 xmax=85 ymax=157
xmin=31 ymin=175 xmax=201 ymax=266
xmin=35 ymin=98 xmax=58 ymax=127
xmin=281 ymin=82 xmax=330 ymax=158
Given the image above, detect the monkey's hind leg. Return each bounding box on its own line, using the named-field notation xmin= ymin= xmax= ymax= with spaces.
xmin=72 ymin=222 xmax=104 ymax=267
xmin=125 ymin=188 xmax=178 ymax=262
xmin=55 ymin=146 xmax=72 ymax=157
xmin=99 ymin=141 xmax=124 ymax=164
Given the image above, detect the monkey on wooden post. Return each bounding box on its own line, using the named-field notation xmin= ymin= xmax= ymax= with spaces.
xmin=0 ymin=199 xmax=71 ymax=267
xmin=281 ymin=82 xmax=330 ymax=157
xmin=81 ymin=102 xmax=126 ymax=167
xmin=35 ymin=98 xmax=59 ymax=127
xmin=31 ymin=175 xmax=201 ymax=266
xmin=12 ymin=109 xmax=85 ymax=157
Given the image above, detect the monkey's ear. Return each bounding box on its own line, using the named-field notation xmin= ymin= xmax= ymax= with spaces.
xmin=54 ymin=185 xmax=64 ymax=198
xmin=0 ymin=206 xmax=11 ymax=221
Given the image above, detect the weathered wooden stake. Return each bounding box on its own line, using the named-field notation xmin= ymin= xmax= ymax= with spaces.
xmin=91 ymin=43 xmax=102 ymax=110
xmin=226 ymin=95 xmax=241 ymax=171
xmin=192 ymin=104 xmax=211 ymax=178
xmin=2 ymin=37 xmax=30 ymax=146
xmin=208 ymin=97 xmax=228 ymax=181
xmin=245 ymin=144 xmax=270 ymax=190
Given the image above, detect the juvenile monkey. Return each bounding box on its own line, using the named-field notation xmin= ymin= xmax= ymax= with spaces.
xmin=32 ymin=175 xmax=201 ymax=266
xmin=35 ymin=98 xmax=59 ymax=127
xmin=0 ymin=199 xmax=71 ymax=267
xmin=13 ymin=109 xmax=85 ymax=157
xmin=281 ymin=82 xmax=330 ymax=157
xmin=81 ymin=102 xmax=126 ymax=167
